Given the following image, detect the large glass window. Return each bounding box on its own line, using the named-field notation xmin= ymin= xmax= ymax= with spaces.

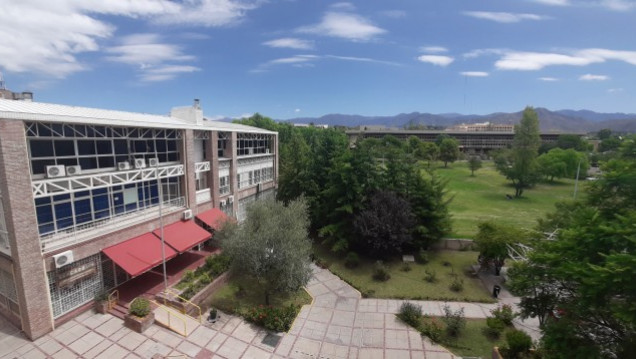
xmin=236 ymin=133 xmax=273 ymax=157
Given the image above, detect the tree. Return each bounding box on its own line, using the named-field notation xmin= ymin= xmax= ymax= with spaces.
xmin=599 ymin=136 xmax=622 ymax=153
xmin=495 ymin=107 xmax=541 ymax=197
xmin=537 ymin=148 xmax=588 ymax=182
xmin=222 ymin=197 xmax=313 ymax=305
xmin=438 ymin=137 xmax=460 ymax=168
xmin=468 ymin=156 xmax=482 ymax=176
xmin=474 ymin=221 xmax=530 ymax=275
xmin=353 ymin=191 xmax=415 ymax=258
xmin=415 ymin=142 xmax=439 ymax=167
xmin=598 ymin=128 xmax=612 ymax=140
xmin=556 ymin=134 xmax=590 ymax=152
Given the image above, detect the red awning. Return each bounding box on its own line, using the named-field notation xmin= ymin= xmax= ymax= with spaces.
xmin=152 ymin=220 xmax=211 ymax=253
xmin=196 ymin=208 xmax=230 ymax=230
xmin=102 ymin=233 xmax=178 ymax=277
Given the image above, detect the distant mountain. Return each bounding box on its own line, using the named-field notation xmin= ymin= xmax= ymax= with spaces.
xmin=282 ymin=108 xmax=636 ymax=133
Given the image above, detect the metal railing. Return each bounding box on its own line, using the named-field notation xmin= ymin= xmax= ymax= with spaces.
xmin=161 ymin=288 xmax=203 ymax=323
xmin=40 ymin=197 xmax=186 ymax=253
xmin=196 ymin=189 xmax=211 ymax=204
xmin=151 ymin=300 xmax=189 ymax=337
xmin=107 ymin=290 xmax=119 ymax=311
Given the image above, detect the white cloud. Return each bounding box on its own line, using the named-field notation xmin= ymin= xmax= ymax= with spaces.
xmin=140 ymin=65 xmax=200 ymax=82
xmin=297 ymin=12 xmax=386 ymax=41
xmin=600 ymin=0 xmax=636 ymax=11
xmin=532 ymin=0 xmax=635 ymax=11
xmin=154 ymin=0 xmax=260 ymax=27
xmin=253 ymin=53 xmax=400 ymax=72
xmin=495 ymin=49 xmax=636 ymax=70
xmin=417 ymin=55 xmax=454 ymax=67
xmin=325 ymin=55 xmax=401 ymax=66
xmin=268 ymin=55 xmax=319 ymax=65
xmin=330 ymin=2 xmax=356 ymax=11
xmin=460 ymin=71 xmax=489 ymax=77
xmin=380 ymin=10 xmax=407 ymax=18
xmin=463 ymin=48 xmax=508 ymax=58
xmin=580 ymin=74 xmax=610 ymax=81
xmin=607 ymin=88 xmax=624 ymax=93
xmin=420 ymin=46 xmax=448 ymax=54
xmin=538 ymin=77 xmax=560 ymax=81
xmin=531 ymin=0 xmax=570 ymax=6
xmin=263 ymin=38 xmax=315 ymax=50
xmin=463 ymin=11 xmax=549 ymax=23
xmin=294 ymin=108 xmax=301 ymax=113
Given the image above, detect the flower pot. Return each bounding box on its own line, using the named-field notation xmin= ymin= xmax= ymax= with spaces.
xmin=95 ymin=300 xmax=109 ymax=314
xmin=124 ymin=312 xmax=155 ymax=333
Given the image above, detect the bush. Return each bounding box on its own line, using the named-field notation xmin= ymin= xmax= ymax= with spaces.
xmin=442 ymin=305 xmax=466 ymax=337
xmin=204 ymin=253 xmax=231 ymax=276
xmin=315 ymin=258 xmax=330 ymax=269
xmin=420 ymin=316 xmax=444 ymax=343
xmin=415 ymin=249 xmax=429 ymax=264
xmin=94 ymin=290 xmax=109 ymax=302
xmin=397 ymin=302 xmax=422 ymax=327
xmin=344 ymin=252 xmax=360 ymax=268
xmin=129 ymin=297 xmax=151 ymax=318
xmin=182 ymin=269 xmax=196 ymax=283
xmin=372 ymin=261 xmax=390 ymax=281
xmin=491 ymin=304 xmax=515 ymax=325
xmin=504 ymin=329 xmax=533 ymax=358
xmin=243 ymin=304 xmax=299 ymax=332
xmin=483 ymin=317 xmax=506 ymax=338
xmin=449 ymin=277 xmax=464 ymax=292
xmin=400 ymin=263 xmax=412 ymax=272
xmin=424 ymin=269 xmax=437 ymax=283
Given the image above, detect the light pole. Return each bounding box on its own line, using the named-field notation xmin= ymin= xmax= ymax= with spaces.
xmin=573 ymin=157 xmax=582 ymax=200
xmin=156 ymin=162 xmax=168 ymax=291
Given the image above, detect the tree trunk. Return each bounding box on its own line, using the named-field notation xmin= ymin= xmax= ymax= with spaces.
xmin=444 ymin=161 xmax=448 ymax=168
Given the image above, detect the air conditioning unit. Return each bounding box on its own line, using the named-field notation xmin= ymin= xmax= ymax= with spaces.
xmin=66 ymin=165 xmax=82 ymax=176
xmin=228 ymin=195 xmax=234 ymax=203
xmin=117 ymin=161 xmax=131 ymax=171
xmin=46 ymin=165 xmax=66 ymax=178
xmin=195 ymin=172 xmax=200 ymax=180
xmin=148 ymin=158 xmax=159 ymax=167
xmin=134 ymin=158 xmax=146 ymax=169
xmin=183 ymin=209 xmax=193 ymax=220
xmin=53 ymin=250 xmax=74 ymax=269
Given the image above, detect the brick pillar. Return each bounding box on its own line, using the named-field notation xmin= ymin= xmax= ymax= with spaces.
xmin=0 ymin=120 xmax=54 ymax=339
xmin=229 ymin=132 xmax=239 ymax=216
xmin=183 ymin=129 xmax=197 ymax=209
xmin=209 ymin=132 xmax=219 ymax=208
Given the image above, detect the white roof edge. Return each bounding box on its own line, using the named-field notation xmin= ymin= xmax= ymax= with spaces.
xmin=0 ymin=99 xmax=276 ymax=135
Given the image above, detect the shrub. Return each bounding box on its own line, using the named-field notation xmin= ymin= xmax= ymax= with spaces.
xmin=372 ymin=261 xmax=391 ymax=281
xmin=401 ymin=263 xmax=412 ymax=272
xmin=315 ymin=258 xmax=330 ymax=269
xmin=483 ymin=317 xmax=506 ymax=338
xmin=442 ymin=305 xmax=466 ymax=337
xmin=94 ymin=290 xmax=109 ymax=302
xmin=415 ymin=249 xmax=429 ymax=264
xmin=504 ymin=329 xmax=533 ymax=358
xmin=199 ymin=273 xmax=212 ymax=285
xmin=491 ymin=304 xmax=515 ymax=325
xmin=182 ymin=269 xmax=196 ymax=283
xmin=420 ymin=316 xmax=444 ymax=343
xmin=449 ymin=277 xmax=464 ymax=292
xmin=129 ymin=297 xmax=151 ymax=318
xmin=243 ymin=304 xmax=299 ymax=332
xmin=397 ymin=302 xmax=422 ymax=328
xmin=204 ymin=253 xmax=231 ymax=276
xmin=424 ymin=269 xmax=437 ymax=283
xmin=344 ymin=252 xmax=360 ymax=268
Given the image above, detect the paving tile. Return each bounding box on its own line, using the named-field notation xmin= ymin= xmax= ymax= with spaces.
xmin=357 ymin=347 xmax=383 ymax=359
xmin=354 ymin=312 xmax=384 ymax=329
xmin=176 ymin=340 xmax=203 ymax=357
xmin=151 ymin=328 xmax=183 ymax=348
xmin=384 ymin=348 xmax=410 ymax=359
xmin=425 ymin=351 xmax=456 ymax=359
xmin=232 ymin=322 xmax=260 ymax=343
xmin=299 ymin=320 xmax=327 ymax=341
xmin=215 ymin=337 xmax=248 ymax=359
xmin=353 ymin=328 xmax=384 ymax=347
xmin=242 ymin=345 xmax=273 ymax=359
xmin=384 ymin=313 xmax=407 ymax=330
xmin=93 ymin=343 xmax=128 ymax=359
xmin=319 ymin=342 xmax=349 ymax=359
xmin=15 ymin=343 xmax=37 ymax=356
xmin=273 ymin=334 xmax=295 ymax=357
xmin=347 ymin=346 xmax=358 ymax=359
xmin=408 ymin=329 xmax=424 ymax=350
xmin=21 ymin=347 xmax=47 ymax=359
xmin=205 ymin=332 xmax=228 ymax=352
xmin=116 ymin=330 xmax=147 ymax=351
xmin=220 ymin=317 xmax=242 ymax=335
xmin=330 ymin=310 xmax=355 ymax=327
xmin=68 ymin=331 xmax=103 ymax=355
xmin=324 ymin=325 xmax=352 ymax=346
xmin=136 ymin=340 xmax=171 ymax=359
xmin=50 ymin=348 xmax=78 ymax=359
xmin=384 ymin=329 xmax=410 ymax=349
xmin=38 ymin=337 xmax=64 ymax=355
xmin=94 ymin=317 xmax=125 ymax=338
xmin=186 ymin=325 xmax=215 ymax=347
xmin=82 ymin=339 xmax=113 ymax=359
xmin=81 ymin=313 xmax=112 ymax=329
xmin=334 ymin=297 xmax=357 ymax=311
xmin=307 ymin=307 xmax=333 ymax=324
xmin=289 ymin=337 xmax=321 ymax=359
xmin=410 ymin=351 xmax=426 ymax=359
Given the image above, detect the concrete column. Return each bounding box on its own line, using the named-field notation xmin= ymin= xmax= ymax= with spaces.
xmin=0 ymin=120 xmax=54 ymax=339
xmin=183 ymin=129 xmax=197 ymax=209
xmin=208 ymin=131 xmax=219 ymax=208
xmin=229 ymin=132 xmax=239 ymax=216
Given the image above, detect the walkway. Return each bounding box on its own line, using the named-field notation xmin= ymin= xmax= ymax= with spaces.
xmin=0 ymin=265 xmax=538 ymax=358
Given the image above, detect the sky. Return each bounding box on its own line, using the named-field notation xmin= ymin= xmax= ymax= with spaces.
xmin=1 ymin=0 xmax=635 ymax=120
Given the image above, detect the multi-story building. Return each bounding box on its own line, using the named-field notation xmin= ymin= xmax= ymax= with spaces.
xmin=445 ymin=122 xmax=514 ymax=133
xmin=0 ymin=97 xmax=278 ymax=339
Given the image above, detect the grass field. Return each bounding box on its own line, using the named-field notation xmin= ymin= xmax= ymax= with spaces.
xmin=435 ymin=160 xmax=579 ymax=238
xmin=427 ymin=318 xmax=511 ymax=358
xmin=314 ymin=246 xmax=495 ymax=303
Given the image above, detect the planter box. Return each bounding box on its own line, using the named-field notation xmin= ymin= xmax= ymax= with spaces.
xmin=124 ymin=312 xmax=155 ymax=333
xmin=95 ymin=301 xmax=109 ymax=314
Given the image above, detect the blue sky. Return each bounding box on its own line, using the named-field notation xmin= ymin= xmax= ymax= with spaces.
xmin=1 ymin=0 xmax=635 ymax=120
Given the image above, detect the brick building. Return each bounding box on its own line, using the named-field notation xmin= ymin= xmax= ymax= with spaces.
xmin=0 ymin=97 xmax=278 ymax=339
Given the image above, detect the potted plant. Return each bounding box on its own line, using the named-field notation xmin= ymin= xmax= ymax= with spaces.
xmin=125 ymin=297 xmax=155 ymax=333
xmin=208 ymin=308 xmax=219 ymax=323
xmin=94 ymin=291 xmax=110 ymax=314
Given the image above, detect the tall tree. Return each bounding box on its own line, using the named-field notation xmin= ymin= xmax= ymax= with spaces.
xmin=468 ymin=156 xmax=482 ymax=176
xmin=495 ymin=107 xmax=541 ymax=197
xmin=438 ymin=137 xmax=460 ymax=168
xmin=222 ymin=197 xmax=312 ymax=305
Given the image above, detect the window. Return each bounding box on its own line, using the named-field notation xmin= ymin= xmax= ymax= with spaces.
xmin=236 ymin=133 xmax=273 ymax=157
xmin=219 ymin=175 xmax=230 ymax=195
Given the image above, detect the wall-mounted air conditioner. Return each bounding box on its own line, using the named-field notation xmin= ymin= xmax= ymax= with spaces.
xmin=46 ymin=165 xmax=66 ymax=178
xmin=66 ymin=165 xmax=82 ymax=176
xmin=134 ymin=158 xmax=146 ymax=169
xmin=53 ymin=250 xmax=74 ymax=269
xmin=118 ymin=161 xmax=131 ymax=171
xmin=266 ymin=148 xmax=270 ymax=154
xmin=183 ymin=209 xmax=193 ymax=220
xmin=148 ymin=158 xmax=159 ymax=167
xmin=228 ymin=195 xmax=234 ymax=203
xmin=195 ymin=172 xmax=200 ymax=180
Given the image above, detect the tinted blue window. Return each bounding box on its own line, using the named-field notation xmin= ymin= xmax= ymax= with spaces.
xmin=36 ymin=204 xmax=54 ymax=223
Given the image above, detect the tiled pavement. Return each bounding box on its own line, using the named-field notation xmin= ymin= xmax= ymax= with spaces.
xmin=0 ymin=265 xmax=536 ymax=358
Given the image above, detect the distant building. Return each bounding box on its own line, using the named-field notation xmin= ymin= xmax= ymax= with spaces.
xmin=446 ymin=122 xmax=513 ymax=133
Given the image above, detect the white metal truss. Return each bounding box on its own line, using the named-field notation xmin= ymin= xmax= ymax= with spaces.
xmin=507 ymin=243 xmax=534 ymax=262
xmin=237 ymin=155 xmax=274 ymax=174
xmin=31 ymin=164 xmax=184 ymax=198
xmin=195 ymin=161 xmax=210 ymax=173
xmin=194 ymin=131 xmax=210 ymax=140
xmin=25 ymin=122 xmax=183 ymax=139
xmin=218 ymin=159 xmax=231 ymax=169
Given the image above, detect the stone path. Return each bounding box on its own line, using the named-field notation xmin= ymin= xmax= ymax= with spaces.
xmin=0 ymin=264 xmax=538 ymax=358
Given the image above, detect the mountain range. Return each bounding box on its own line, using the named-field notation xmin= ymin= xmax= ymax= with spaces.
xmin=281 ymin=108 xmax=636 ymax=133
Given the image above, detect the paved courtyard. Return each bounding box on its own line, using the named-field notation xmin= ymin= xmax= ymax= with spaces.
xmin=0 ymin=265 xmax=533 ymax=358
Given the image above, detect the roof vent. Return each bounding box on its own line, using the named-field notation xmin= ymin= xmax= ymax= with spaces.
xmin=194 ymin=99 xmax=200 ymax=109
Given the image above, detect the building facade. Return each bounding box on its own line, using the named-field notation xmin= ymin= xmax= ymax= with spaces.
xmin=0 ymin=98 xmax=278 ymax=339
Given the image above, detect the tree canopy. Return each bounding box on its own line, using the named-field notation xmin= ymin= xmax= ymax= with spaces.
xmin=438 ymin=137 xmax=460 ymax=168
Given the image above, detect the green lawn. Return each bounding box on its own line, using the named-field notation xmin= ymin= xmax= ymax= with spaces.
xmin=435 ymin=160 xmax=579 ymax=238
xmin=314 ymin=245 xmax=495 ymax=303
xmin=207 ymin=274 xmax=312 ymax=315
xmin=428 ymin=318 xmax=511 ymax=358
